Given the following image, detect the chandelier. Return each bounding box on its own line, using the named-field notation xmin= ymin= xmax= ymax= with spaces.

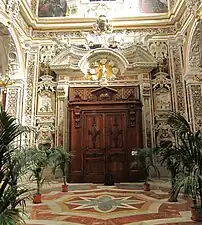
xmin=0 ymin=69 xmax=15 ymax=110
xmin=0 ymin=69 xmax=15 ymax=90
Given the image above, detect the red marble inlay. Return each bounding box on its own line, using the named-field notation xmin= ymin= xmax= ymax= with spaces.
xmin=25 ymin=183 xmax=195 ymax=225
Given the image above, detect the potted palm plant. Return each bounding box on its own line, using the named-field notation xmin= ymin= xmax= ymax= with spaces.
xmin=27 ymin=146 xmax=53 ymax=203
xmin=51 ymin=147 xmax=71 ymax=192
xmin=0 ymin=108 xmax=31 ymax=224
xmin=156 ymin=143 xmax=181 ymax=202
xmin=132 ymin=148 xmax=159 ymax=191
xmin=167 ymin=112 xmax=202 ymax=221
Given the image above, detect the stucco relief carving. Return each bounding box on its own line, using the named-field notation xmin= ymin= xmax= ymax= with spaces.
xmin=8 ymin=38 xmax=19 ymax=76
xmin=6 ymin=88 xmax=19 ymax=117
xmin=79 ymin=48 xmax=129 ymax=77
xmin=36 ymin=117 xmax=55 ymax=147
xmin=143 ymin=97 xmax=152 ymax=148
xmin=82 ymin=15 xmax=125 ymax=49
xmin=86 ymin=58 xmax=122 ymax=83
xmin=190 ymin=85 xmax=202 ymax=130
xmin=152 ymin=67 xmax=173 ymax=146
xmin=155 ymin=122 xmax=174 ymax=146
xmin=32 ymin=27 xmax=176 ymax=44
xmin=170 ymin=42 xmax=185 ymax=113
xmin=189 ymin=21 xmax=202 ymax=69
xmin=185 ymin=0 xmax=201 ymax=15
xmin=24 ymin=54 xmax=36 ymax=126
xmin=6 ymin=0 xmax=20 ymax=22
xmin=37 ymin=72 xmax=56 ymax=115
xmin=39 ymin=45 xmax=55 ymax=63
xmin=149 ymin=41 xmax=168 ymax=62
xmin=169 ymin=0 xmax=177 ymax=11
xmin=191 ymin=85 xmax=202 ymax=117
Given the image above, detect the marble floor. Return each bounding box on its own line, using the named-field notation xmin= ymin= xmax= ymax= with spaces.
xmin=24 ymin=182 xmax=201 ymax=225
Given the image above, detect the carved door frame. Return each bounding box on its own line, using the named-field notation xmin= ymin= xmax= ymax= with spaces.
xmin=68 ymin=86 xmax=143 ymax=183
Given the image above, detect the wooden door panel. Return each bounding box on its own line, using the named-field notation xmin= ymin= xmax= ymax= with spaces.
xmin=107 ymin=153 xmax=127 ymax=182
xmin=105 ymin=113 xmax=126 ymax=150
xmin=84 ymin=156 xmax=105 ymax=183
xmin=83 ymin=112 xmax=105 ymax=182
xmin=84 ymin=113 xmax=104 ymax=150
xmin=105 ymin=112 xmax=127 ymax=182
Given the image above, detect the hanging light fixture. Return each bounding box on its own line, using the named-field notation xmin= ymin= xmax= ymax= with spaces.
xmin=0 ymin=69 xmax=15 ymax=110
xmin=0 ymin=69 xmax=15 ymax=88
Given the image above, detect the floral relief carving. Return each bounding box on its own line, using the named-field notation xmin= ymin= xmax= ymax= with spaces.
xmin=191 ymin=85 xmax=202 ymax=117
xmin=6 ymin=0 xmax=20 ymax=22
xmin=149 ymin=41 xmax=168 ymax=62
xmin=6 ymin=88 xmax=19 ymax=117
xmin=185 ymin=0 xmax=201 ymax=15
xmin=24 ymin=54 xmax=35 ymax=126
xmin=171 ymin=45 xmax=185 ymax=113
xmin=189 ymin=21 xmax=202 ymax=69
xmin=190 ymin=85 xmax=202 ymax=130
xmin=31 ymin=0 xmax=37 ymax=15
xmin=143 ymin=97 xmax=152 ymax=148
xmin=8 ymin=38 xmax=19 ymax=76
xmin=36 ymin=117 xmax=55 ymax=147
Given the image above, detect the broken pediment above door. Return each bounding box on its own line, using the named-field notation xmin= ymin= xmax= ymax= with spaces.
xmin=91 ymin=86 xmax=118 ymax=101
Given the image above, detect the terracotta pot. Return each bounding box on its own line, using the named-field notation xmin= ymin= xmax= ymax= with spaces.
xmin=62 ymin=184 xmax=68 ymax=192
xmin=168 ymin=194 xmax=178 ymax=202
xmin=191 ymin=206 xmax=202 ymax=221
xmin=33 ymin=194 xmax=42 ymax=204
xmin=143 ymin=182 xmax=150 ymax=191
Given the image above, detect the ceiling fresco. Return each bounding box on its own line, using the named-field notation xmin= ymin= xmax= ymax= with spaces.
xmin=38 ymin=0 xmax=168 ymax=18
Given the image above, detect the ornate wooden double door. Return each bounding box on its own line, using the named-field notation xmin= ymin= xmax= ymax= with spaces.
xmin=83 ymin=111 xmax=127 ymax=183
xmin=68 ymin=86 xmax=143 ymax=183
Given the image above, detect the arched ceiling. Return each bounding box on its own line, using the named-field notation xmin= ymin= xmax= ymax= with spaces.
xmin=0 ymin=23 xmax=10 ymax=75
xmin=0 ymin=23 xmax=19 ymax=78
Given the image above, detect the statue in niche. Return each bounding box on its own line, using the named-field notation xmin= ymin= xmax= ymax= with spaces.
xmin=87 ymin=59 xmax=120 ymax=82
xmin=100 ymin=65 xmax=107 ymax=82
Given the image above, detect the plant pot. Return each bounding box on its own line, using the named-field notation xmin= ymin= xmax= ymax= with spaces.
xmin=62 ymin=184 xmax=68 ymax=192
xmin=168 ymin=194 xmax=178 ymax=202
xmin=143 ymin=182 xmax=150 ymax=191
xmin=104 ymin=174 xmax=114 ymax=186
xmin=33 ymin=193 xmax=42 ymax=204
xmin=191 ymin=206 xmax=202 ymax=221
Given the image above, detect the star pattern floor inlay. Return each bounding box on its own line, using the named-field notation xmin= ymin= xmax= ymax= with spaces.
xmin=66 ymin=195 xmax=145 ymax=213
xmin=24 ymin=183 xmax=197 ymax=225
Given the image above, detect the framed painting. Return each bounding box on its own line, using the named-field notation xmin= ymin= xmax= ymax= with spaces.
xmin=38 ymin=0 xmax=67 ymax=17
xmin=139 ymin=0 xmax=168 ymax=13
xmin=37 ymin=90 xmax=55 ymax=114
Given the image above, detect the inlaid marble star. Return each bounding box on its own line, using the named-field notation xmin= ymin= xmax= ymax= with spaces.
xmin=65 ymin=195 xmax=145 ymax=213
